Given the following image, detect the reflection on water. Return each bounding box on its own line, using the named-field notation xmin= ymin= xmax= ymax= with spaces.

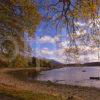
xmin=36 ymin=67 xmax=100 ymax=88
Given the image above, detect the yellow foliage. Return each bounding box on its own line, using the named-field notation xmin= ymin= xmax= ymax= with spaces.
xmin=11 ymin=55 xmax=29 ymax=67
xmin=0 ymin=0 xmax=42 ymax=36
xmin=72 ymin=0 xmax=99 ymax=19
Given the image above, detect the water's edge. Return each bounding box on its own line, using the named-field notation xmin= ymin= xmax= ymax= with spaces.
xmin=35 ymin=67 xmax=100 ymax=88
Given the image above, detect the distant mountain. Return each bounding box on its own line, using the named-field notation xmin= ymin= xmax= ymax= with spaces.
xmin=65 ymin=62 xmax=100 ymax=67
xmin=48 ymin=59 xmax=63 ymax=64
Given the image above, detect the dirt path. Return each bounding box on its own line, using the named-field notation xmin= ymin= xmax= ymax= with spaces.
xmin=0 ymin=68 xmax=100 ymax=100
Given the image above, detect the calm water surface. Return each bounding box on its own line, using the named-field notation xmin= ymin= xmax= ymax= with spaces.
xmin=36 ymin=67 xmax=100 ymax=88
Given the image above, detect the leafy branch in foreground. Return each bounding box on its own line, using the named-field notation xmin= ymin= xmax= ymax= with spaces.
xmin=37 ymin=0 xmax=100 ymax=63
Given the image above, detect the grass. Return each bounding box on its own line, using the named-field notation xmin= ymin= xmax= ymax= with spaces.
xmin=0 ymin=85 xmax=65 ymax=100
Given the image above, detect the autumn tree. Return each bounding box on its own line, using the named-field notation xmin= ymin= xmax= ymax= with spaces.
xmin=0 ymin=0 xmax=41 ymax=63
xmin=9 ymin=55 xmax=29 ymax=67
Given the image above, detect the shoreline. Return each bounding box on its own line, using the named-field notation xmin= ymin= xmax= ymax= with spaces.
xmin=1 ymin=67 xmax=100 ymax=90
xmin=0 ymin=67 xmax=100 ymax=100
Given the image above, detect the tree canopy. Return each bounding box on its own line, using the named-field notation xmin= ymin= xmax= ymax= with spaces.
xmin=0 ymin=0 xmax=41 ymax=36
xmin=0 ymin=0 xmax=41 ymax=62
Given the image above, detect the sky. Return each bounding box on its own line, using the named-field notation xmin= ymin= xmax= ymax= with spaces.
xmin=28 ymin=0 xmax=100 ymax=64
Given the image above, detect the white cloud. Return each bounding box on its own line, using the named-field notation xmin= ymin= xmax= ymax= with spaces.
xmin=54 ymin=48 xmax=67 ymax=63
xmin=39 ymin=35 xmax=60 ymax=44
xmin=79 ymin=52 xmax=99 ymax=63
xmin=32 ymin=47 xmax=54 ymax=59
xmin=60 ymin=40 xmax=70 ymax=48
xmin=40 ymin=48 xmax=54 ymax=55
xmin=33 ymin=47 xmax=67 ymax=63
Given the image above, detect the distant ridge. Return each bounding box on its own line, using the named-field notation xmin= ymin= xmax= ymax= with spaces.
xmin=65 ymin=62 xmax=100 ymax=67
xmin=83 ymin=62 xmax=100 ymax=66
